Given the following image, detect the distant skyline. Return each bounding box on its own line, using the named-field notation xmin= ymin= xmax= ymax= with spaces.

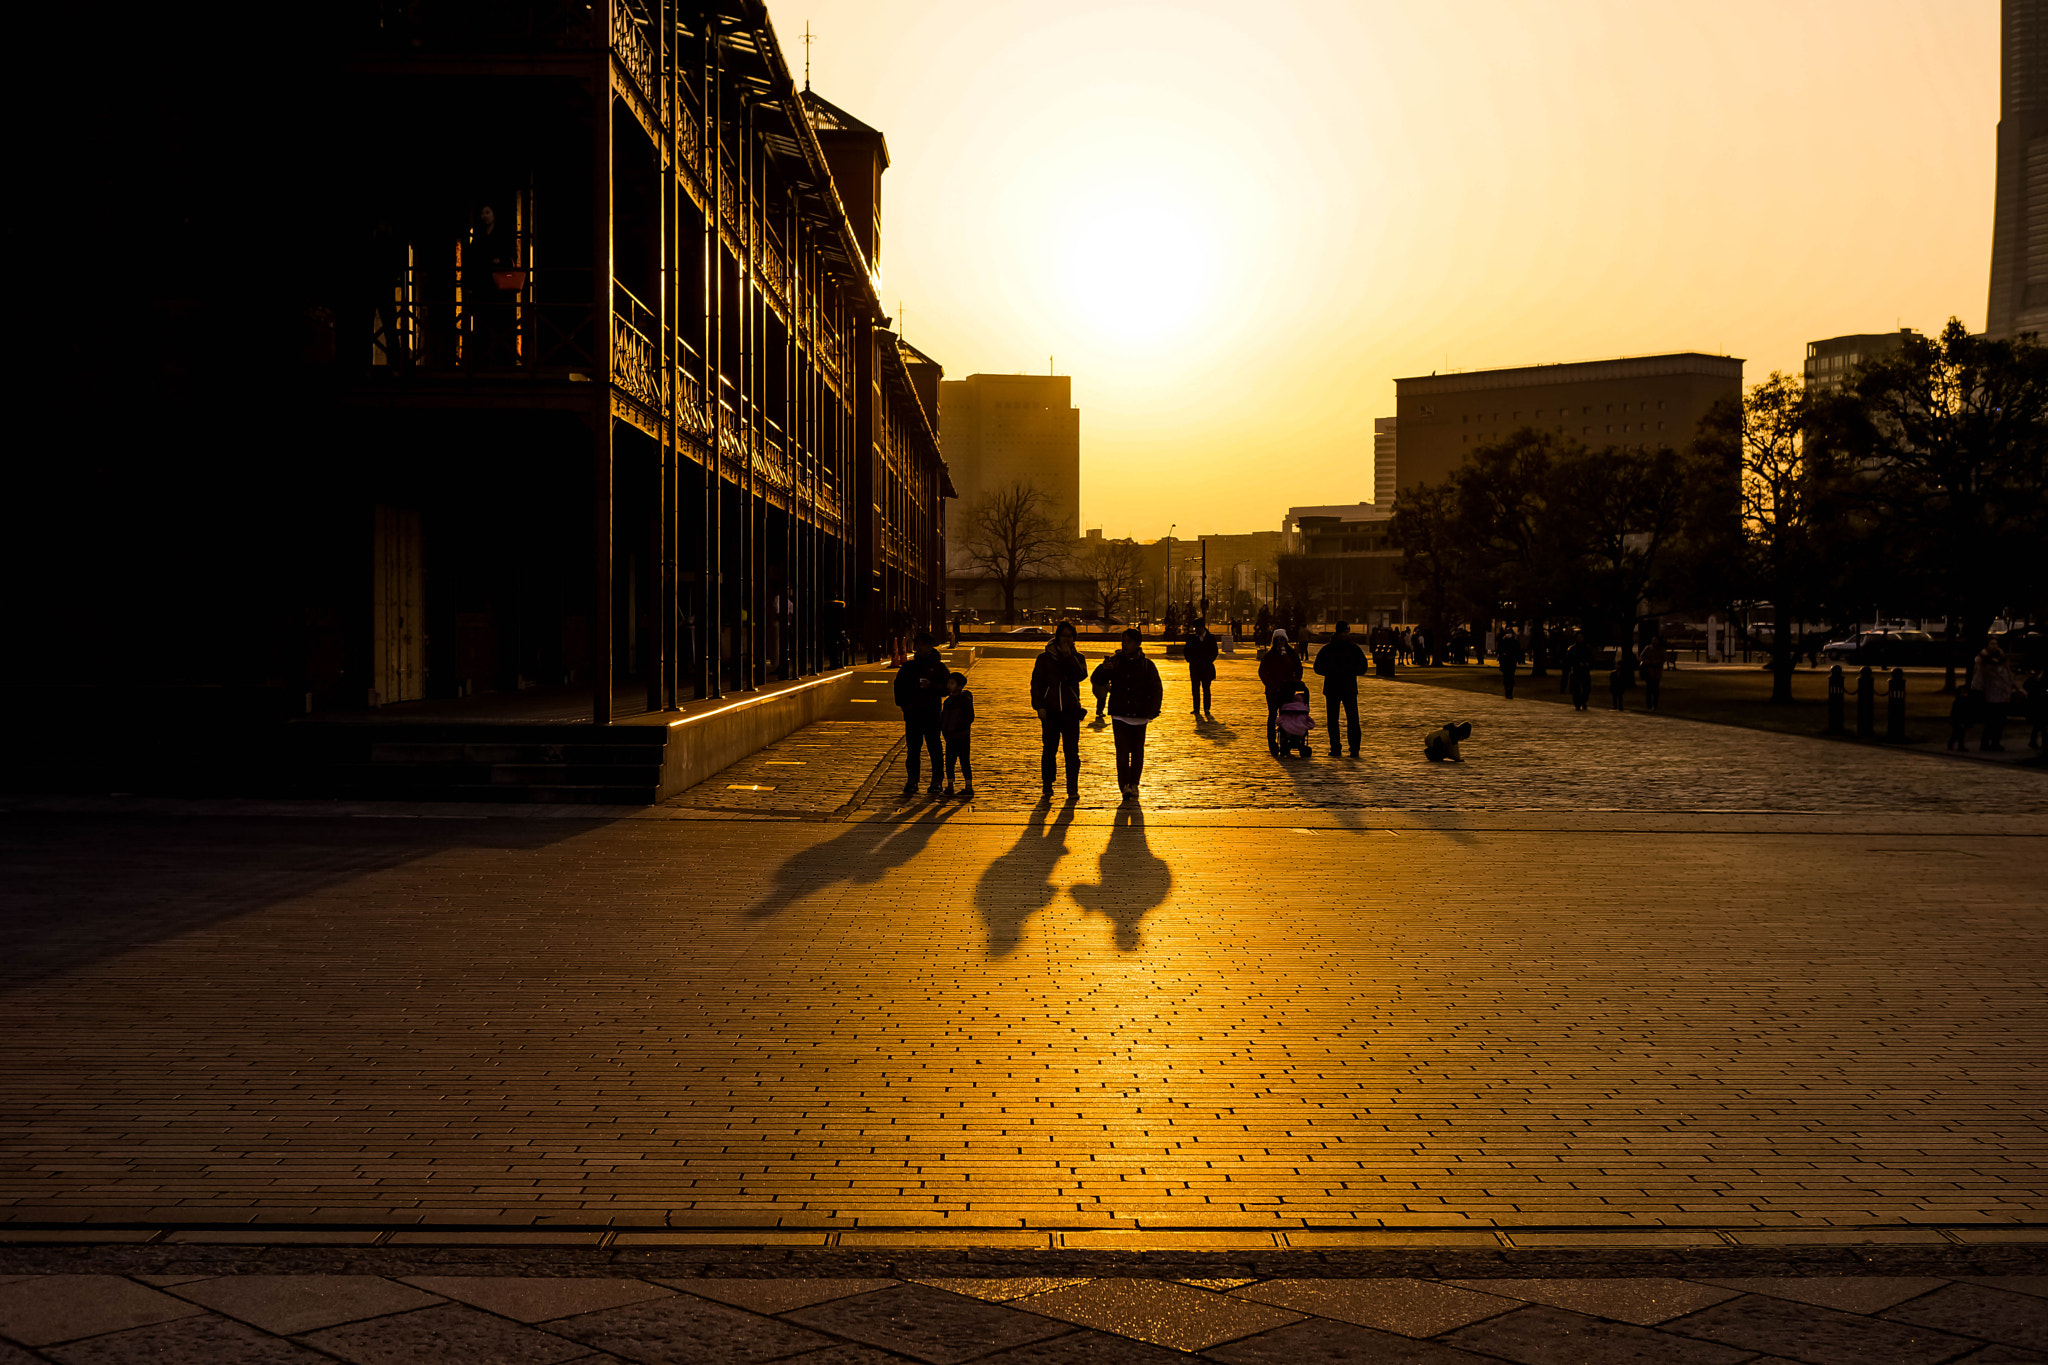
xmin=795 ymin=1 xmax=1998 ymax=538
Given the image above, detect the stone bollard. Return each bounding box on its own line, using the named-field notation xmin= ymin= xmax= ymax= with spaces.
xmin=1826 ymin=665 xmax=1846 ymax=734
xmin=1856 ymin=665 xmax=1875 ymax=740
xmin=1887 ymin=667 xmax=1906 ymax=741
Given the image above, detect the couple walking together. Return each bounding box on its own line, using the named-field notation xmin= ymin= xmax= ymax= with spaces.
xmin=1034 ymin=621 xmax=1162 ymax=801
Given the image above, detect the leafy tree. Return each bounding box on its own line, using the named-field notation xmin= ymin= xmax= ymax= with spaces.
xmin=1390 ymin=480 xmax=1468 ymax=663
xmin=1829 ymin=319 xmax=2048 ymax=674
xmin=1716 ymin=377 xmax=1840 ymax=702
xmin=1548 ymin=442 xmax=1701 ymax=649
xmin=957 ymin=482 xmax=1071 ymax=625
xmin=1081 ymin=536 xmax=1144 ymax=622
xmin=1450 ymin=428 xmax=1569 ymax=673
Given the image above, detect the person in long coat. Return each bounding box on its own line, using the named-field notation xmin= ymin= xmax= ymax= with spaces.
xmin=1259 ymin=628 xmax=1304 ymax=757
xmin=1185 ymin=622 xmax=1219 ymax=719
xmin=1030 ymin=620 xmax=1089 ymax=800
xmin=1104 ymin=628 xmax=1164 ymax=798
xmin=1312 ymin=620 xmax=1368 ymax=757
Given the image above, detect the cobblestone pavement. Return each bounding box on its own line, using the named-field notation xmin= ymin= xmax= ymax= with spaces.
xmin=0 ymin=1261 xmax=2042 ymax=1362
xmin=3 ymin=646 xmax=2045 ymax=1360
xmin=666 ymin=655 xmax=2048 ymax=818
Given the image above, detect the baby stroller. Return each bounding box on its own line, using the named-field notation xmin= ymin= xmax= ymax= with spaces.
xmin=1276 ymin=688 xmax=1315 ymax=758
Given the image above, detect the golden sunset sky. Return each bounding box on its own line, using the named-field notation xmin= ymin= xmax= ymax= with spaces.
xmin=791 ymin=0 xmax=1996 ymax=539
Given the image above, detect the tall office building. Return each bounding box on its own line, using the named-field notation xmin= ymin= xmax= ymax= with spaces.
xmin=1988 ymin=0 xmax=2048 ymax=340
xmin=939 ymin=374 xmax=1082 ymax=543
xmin=1392 ymin=353 xmax=1742 ymax=494
xmin=1372 ymin=417 xmax=1397 ymax=508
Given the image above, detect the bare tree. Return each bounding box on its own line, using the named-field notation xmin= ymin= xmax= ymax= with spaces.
xmin=1082 ymin=536 xmax=1144 ymax=622
xmin=958 ymin=482 xmax=1071 ymax=624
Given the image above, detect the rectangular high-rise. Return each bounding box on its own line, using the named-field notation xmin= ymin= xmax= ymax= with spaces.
xmin=1392 ymin=353 xmax=1743 ymax=494
xmin=939 ymin=373 xmax=1082 ymax=542
xmin=1988 ymin=0 xmax=2048 ymax=340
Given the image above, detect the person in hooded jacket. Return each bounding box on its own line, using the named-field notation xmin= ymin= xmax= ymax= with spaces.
xmin=893 ymin=629 xmax=950 ymax=796
xmin=1259 ymin=627 xmax=1304 ymax=757
xmin=1185 ymin=621 xmax=1219 ymax=719
xmin=1312 ymin=620 xmax=1368 ymax=757
xmin=1104 ymin=628 xmax=1165 ymax=798
xmin=1031 ymin=620 xmax=1089 ymax=800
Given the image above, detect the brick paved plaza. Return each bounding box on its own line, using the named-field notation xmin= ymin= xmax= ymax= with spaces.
xmin=2 ymin=652 xmax=2043 ymax=1360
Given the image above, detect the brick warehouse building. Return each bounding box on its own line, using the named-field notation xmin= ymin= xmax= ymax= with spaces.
xmin=16 ymin=1 xmax=949 ymax=774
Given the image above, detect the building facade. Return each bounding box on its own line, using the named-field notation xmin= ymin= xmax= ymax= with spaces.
xmin=24 ymin=0 xmax=950 ymax=728
xmin=1391 ymin=353 xmax=1744 ymax=494
xmin=1277 ymin=505 xmax=1405 ymax=627
xmin=1372 ymin=417 xmax=1399 ymax=509
xmin=1988 ymin=0 xmax=2048 ymax=341
xmin=940 ymin=374 xmax=1082 ymax=540
xmin=1803 ymin=330 xmax=1911 ymax=395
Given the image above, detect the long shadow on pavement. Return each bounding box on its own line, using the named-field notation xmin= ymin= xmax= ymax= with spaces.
xmin=750 ymin=804 xmax=961 ymax=919
xmin=0 ymin=813 xmax=600 ymax=991
xmin=1069 ymin=804 xmax=1173 ymax=951
xmin=974 ymin=799 xmax=1078 ymax=958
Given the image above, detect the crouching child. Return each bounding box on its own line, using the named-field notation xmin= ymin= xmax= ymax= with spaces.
xmin=1424 ymin=721 xmax=1472 ymax=762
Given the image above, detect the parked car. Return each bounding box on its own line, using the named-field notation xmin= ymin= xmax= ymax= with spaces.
xmin=1006 ymin=625 xmax=1052 ymax=639
xmin=1820 ymin=629 xmax=1941 ymax=666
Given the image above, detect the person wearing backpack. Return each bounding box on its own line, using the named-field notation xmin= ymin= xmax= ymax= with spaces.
xmin=1031 ymin=620 xmax=1089 ymax=801
xmin=1312 ymin=620 xmax=1368 ymax=758
xmin=1104 ymin=628 xmax=1164 ymax=798
xmin=1259 ymin=627 xmax=1304 ymax=757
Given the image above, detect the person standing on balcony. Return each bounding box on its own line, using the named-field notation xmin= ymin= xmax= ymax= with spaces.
xmin=468 ymin=204 xmax=519 ymax=367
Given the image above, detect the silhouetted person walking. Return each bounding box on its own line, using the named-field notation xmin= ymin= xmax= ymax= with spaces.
xmin=1638 ymin=633 xmax=1668 ymax=711
xmin=1259 ymin=627 xmax=1304 ymax=757
xmin=1496 ymin=628 xmax=1523 ymax=699
xmin=1032 ymin=620 xmax=1088 ymax=801
xmin=1104 ymin=628 xmax=1164 ymax=799
xmin=1185 ymin=621 xmax=1218 ymax=719
xmin=1312 ymin=619 xmax=1367 ymax=758
xmin=894 ymin=628 xmax=948 ymax=796
xmin=1565 ymin=631 xmax=1593 ymax=711
xmin=1608 ymin=645 xmax=1637 ymax=711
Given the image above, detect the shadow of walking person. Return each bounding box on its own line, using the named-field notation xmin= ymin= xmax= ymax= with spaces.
xmin=1069 ymin=805 xmax=1173 ymax=952
xmin=751 ymin=808 xmax=959 ymax=920
xmin=973 ymin=800 xmax=1078 ymax=958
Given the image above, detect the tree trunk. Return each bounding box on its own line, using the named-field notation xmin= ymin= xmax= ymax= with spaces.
xmin=1770 ymin=593 xmax=1795 ymax=704
xmin=1529 ymin=615 xmax=1549 ymax=677
xmin=1941 ymin=612 xmax=1959 ymax=694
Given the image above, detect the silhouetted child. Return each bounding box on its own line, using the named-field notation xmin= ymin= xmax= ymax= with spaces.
xmin=940 ymin=671 xmax=975 ymax=798
xmin=1424 ymin=721 xmax=1472 ymax=762
xmin=1090 ymin=656 xmax=1113 ymax=722
xmin=1947 ymin=686 xmax=1975 ymax=752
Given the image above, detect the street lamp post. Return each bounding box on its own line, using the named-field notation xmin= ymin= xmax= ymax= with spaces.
xmin=1165 ymin=524 xmax=1175 ymax=635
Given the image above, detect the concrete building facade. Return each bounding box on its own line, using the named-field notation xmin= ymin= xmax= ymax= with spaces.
xmin=1988 ymin=0 xmax=2048 ymax=341
xmin=1803 ymin=330 xmax=1911 ymax=396
xmin=939 ymin=373 xmax=1082 ymax=542
xmin=1392 ymin=353 xmax=1744 ymax=494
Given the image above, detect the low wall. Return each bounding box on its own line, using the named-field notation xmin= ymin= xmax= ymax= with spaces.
xmin=654 ymin=670 xmax=860 ymax=801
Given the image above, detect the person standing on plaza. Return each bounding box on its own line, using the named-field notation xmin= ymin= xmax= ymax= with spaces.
xmin=1312 ymin=619 xmax=1367 ymax=758
xmin=1496 ymin=627 xmax=1524 ymax=700
xmin=1638 ymin=632 xmax=1669 ymax=711
xmin=1104 ymin=628 xmax=1164 ymax=799
xmin=893 ymin=628 xmax=949 ymax=797
xmin=1260 ymin=627 xmax=1304 ymax=756
xmin=1608 ymin=643 xmax=1637 ymax=711
xmin=940 ymin=670 xmax=975 ymax=799
xmin=1185 ymin=620 xmax=1219 ymax=719
xmin=1032 ymin=620 xmax=1088 ymax=801
xmin=1975 ymin=641 xmax=2018 ymax=752
xmin=1565 ymin=630 xmax=1594 ymax=711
